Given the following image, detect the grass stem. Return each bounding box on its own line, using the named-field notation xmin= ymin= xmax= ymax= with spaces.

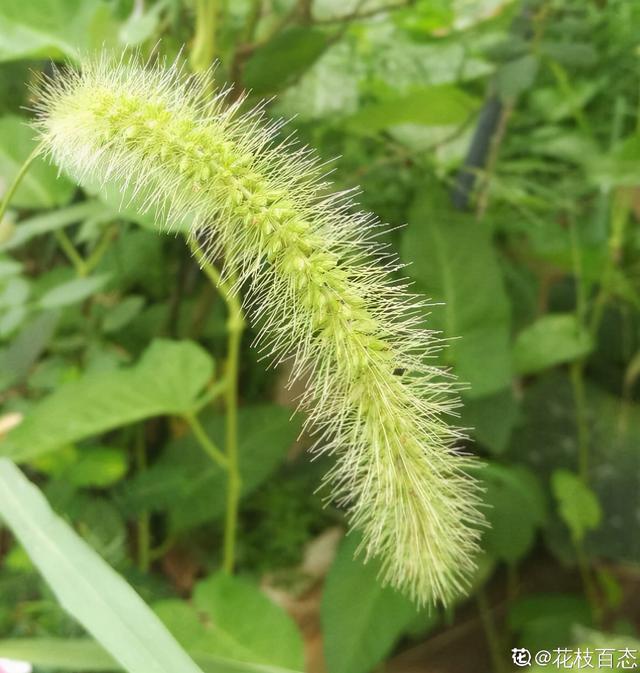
xmin=189 ymin=238 xmax=245 ymax=573
xmin=184 ymin=412 xmax=228 ymax=470
xmin=0 ymin=142 xmax=45 ymax=224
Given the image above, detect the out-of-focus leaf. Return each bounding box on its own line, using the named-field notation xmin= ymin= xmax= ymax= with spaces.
xmin=402 ymin=190 xmax=511 ymax=396
xmin=0 ymin=115 xmax=74 ymax=208
xmin=274 ymin=42 xmax=361 ymax=120
xmin=0 ymin=0 xmax=117 ymax=62
xmin=540 ymin=41 xmax=597 ymax=68
xmin=121 ymin=405 xmax=300 ymax=532
xmin=118 ymin=0 xmax=168 ymax=46
xmin=38 ymin=274 xmax=110 ymax=309
xmin=0 ymin=201 xmax=112 ymax=252
xmin=508 ymin=594 xmax=592 ymax=653
xmin=102 ymin=296 xmax=146 ymax=333
xmin=0 ymin=258 xmax=21 ymax=278
xmin=509 ymin=374 xmax=640 ymax=563
xmin=551 ymin=469 xmax=602 ymax=542
xmin=64 ymin=447 xmax=128 ymax=488
xmin=345 ymin=85 xmax=478 ymax=133
xmin=480 ymin=463 xmax=547 ymax=563
xmin=460 ymin=389 xmax=519 ymax=454
xmin=321 ymin=533 xmax=424 ymax=673
xmin=0 ymin=304 xmax=26 ymax=336
xmin=589 ymin=135 xmax=640 ymax=188
xmin=394 ymin=0 xmax=454 ymax=35
xmin=243 ymin=27 xmax=328 ymax=94
xmin=173 ymin=573 xmax=305 ymax=669
xmin=530 ymin=79 xmax=602 ymax=124
xmin=0 ymin=340 xmax=214 ymax=461
xmin=0 ymin=276 xmax=29 ymax=307
xmin=0 ymin=310 xmax=59 ymax=390
xmin=496 ymin=54 xmax=539 ymax=98
xmin=96 ymin=229 xmax=167 ymax=296
xmin=0 ymin=459 xmax=205 ymax=673
xmin=513 ymin=314 xmax=593 ymax=375
xmin=0 ymin=639 xmax=116 ymax=671
xmin=0 ymin=638 xmax=303 ymax=673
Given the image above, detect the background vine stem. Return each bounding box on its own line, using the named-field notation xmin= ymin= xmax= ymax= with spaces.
xmin=0 ymin=141 xmax=45 ymax=224
xmin=189 ymin=238 xmax=245 ymax=573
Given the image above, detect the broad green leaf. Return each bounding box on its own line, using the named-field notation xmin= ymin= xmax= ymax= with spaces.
xmin=0 ymin=0 xmax=117 ymax=63
xmin=0 ymin=304 xmax=26 ymax=336
xmin=65 ymin=447 xmax=128 ymax=488
xmin=80 ymin=176 xmax=193 ymax=235
xmin=0 ymin=115 xmax=74 ymax=208
xmin=0 ymin=310 xmax=59 ymax=390
xmin=243 ymin=27 xmax=328 ymax=94
xmin=496 ymin=54 xmax=539 ymax=98
xmin=540 ymin=41 xmax=597 ymax=68
xmin=103 ymin=296 xmax=146 ymax=333
xmin=118 ymin=0 xmax=168 ymax=46
xmin=508 ymin=594 xmax=592 ymax=653
xmin=513 ymin=314 xmax=593 ymax=375
xmin=274 ymin=42 xmax=361 ymax=120
xmin=402 ymin=191 xmax=512 ymax=396
xmin=395 ymin=1 xmax=454 ymax=35
xmin=0 ymin=257 xmax=22 ymax=278
xmin=120 ymin=404 xmax=301 ymax=532
xmin=345 ymin=85 xmax=478 ymax=133
xmin=32 ymin=446 xmax=127 ymax=490
xmin=0 ymin=276 xmax=29 ymax=307
xmin=96 ymin=229 xmax=168 ymax=296
xmin=0 ymin=339 xmax=214 ymax=461
xmin=479 ymin=463 xmax=547 ymax=563
xmin=48 ymin=493 xmax=128 ymax=566
xmin=182 ymin=573 xmax=304 ymax=669
xmin=321 ymin=534 xmax=422 ymax=673
xmin=460 ymin=389 xmax=519 ymax=454
xmin=0 ymin=458 xmax=205 ymax=673
xmin=551 ymin=469 xmax=602 ymax=542
xmin=38 ymin=274 xmax=110 ymax=309
xmin=509 ymin=374 xmax=640 ymax=562
xmin=0 ymin=638 xmax=303 ymax=673
xmin=588 ymin=135 xmax=640 ymax=188
xmin=0 ymin=201 xmax=112 ymax=252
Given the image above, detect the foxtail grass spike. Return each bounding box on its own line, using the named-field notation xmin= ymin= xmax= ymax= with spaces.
xmin=34 ymin=54 xmax=484 ymax=606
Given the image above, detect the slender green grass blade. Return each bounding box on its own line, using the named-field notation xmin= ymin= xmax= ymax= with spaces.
xmin=0 ymin=459 xmax=204 ymax=673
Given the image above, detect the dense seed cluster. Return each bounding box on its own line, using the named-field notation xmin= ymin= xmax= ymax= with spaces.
xmin=35 ymin=55 xmax=484 ymax=605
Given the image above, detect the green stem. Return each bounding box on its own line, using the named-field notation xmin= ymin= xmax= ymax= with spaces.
xmin=476 ymin=589 xmax=507 ymax=673
xmin=0 ymin=142 xmax=45 ymax=223
xmin=194 ymin=378 xmax=228 ymax=412
xmin=54 ymin=229 xmax=87 ymax=275
xmin=575 ymin=537 xmax=602 ymax=625
xmin=222 ymin=301 xmax=244 ymax=574
xmin=84 ymin=224 xmax=118 ymax=275
xmin=190 ymin=0 xmax=218 ymax=80
xmin=189 ymin=238 xmax=245 ymax=574
xmin=242 ymin=0 xmax=262 ymax=42
xmin=135 ymin=427 xmax=151 ymax=573
xmin=567 ymin=213 xmax=590 ymax=484
xmin=568 ymin=216 xmax=586 ymax=325
xmin=570 ymin=362 xmax=589 ymax=483
xmin=184 ymin=412 xmax=228 ymax=470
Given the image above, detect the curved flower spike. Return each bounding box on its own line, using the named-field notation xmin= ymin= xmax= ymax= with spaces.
xmin=34 ymin=54 xmax=484 ymax=606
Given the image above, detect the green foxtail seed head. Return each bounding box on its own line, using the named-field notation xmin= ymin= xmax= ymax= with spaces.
xmin=34 ymin=53 xmax=484 ymax=606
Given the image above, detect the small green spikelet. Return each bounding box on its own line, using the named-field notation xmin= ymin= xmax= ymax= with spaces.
xmin=34 ymin=53 xmax=484 ymax=606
